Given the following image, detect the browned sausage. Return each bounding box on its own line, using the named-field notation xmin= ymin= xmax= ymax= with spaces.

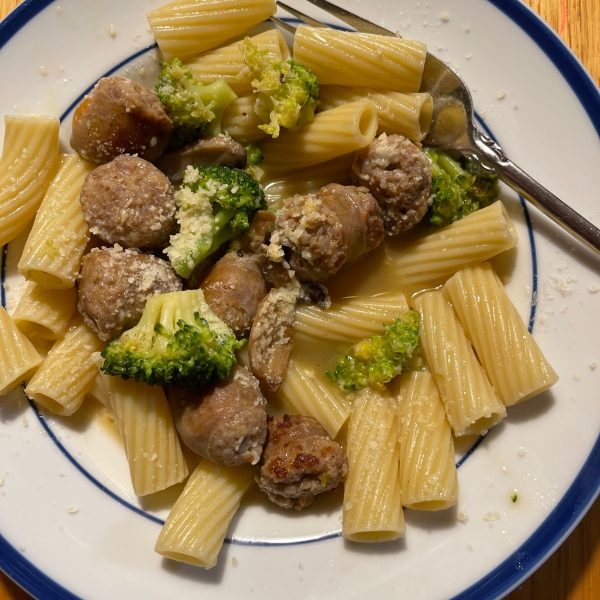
xmin=154 ymin=135 xmax=247 ymax=184
xmin=77 ymin=246 xmax=181 ymax=341
xmin=268 ymin=184 xmax=385 ymax=282
xmin=70 ymin=76 xmax=173 ymax=164
xmin=79 ymin=155 xmax=176 ymax=250
xmin=168 ymin=366 xmax=267 ymax=466
xmin=256 ymin=414 xmax=349 ymax=510
xmin=200 ymin=252 xmax=267 ymax=338
xmin=351 ymin=133 xmax=432 ymax=235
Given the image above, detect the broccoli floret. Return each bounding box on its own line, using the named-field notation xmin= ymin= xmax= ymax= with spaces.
xmin=165 ymin=164 xmax=267 ymax=278
xmin=327 ymin=311 xmax=421 ymax=392
xmin=101 ymin=289 xmax=245 ymax=387
xmin=424 ymin=147 xmax=500 ymax=228
xmin=239 ymin=38 xmax=319 ymax=138
xmin=156 ymin=59 xmax=237 ymax=149
xmin=245 ymin=142 xmax=264 ymax=165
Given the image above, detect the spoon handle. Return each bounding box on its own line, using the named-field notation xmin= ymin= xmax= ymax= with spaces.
xmin=468 ymin=127 xmax=600 ymax=256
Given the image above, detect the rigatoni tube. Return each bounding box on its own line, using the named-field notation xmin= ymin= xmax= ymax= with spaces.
xmin=443 ymin=262 xmax=558 ymax=406
xmin=413 ymin=290 xmax=506 ymax=437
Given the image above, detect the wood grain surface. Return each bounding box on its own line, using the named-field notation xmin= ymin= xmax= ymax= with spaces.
xmin=0 ymin=0 xmax=599 ymax=599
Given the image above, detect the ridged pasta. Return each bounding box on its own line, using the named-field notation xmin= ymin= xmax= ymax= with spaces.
xmin=0 ymin=115 xmax=59 ymax=248
xmin=262 ymin=153 xmax=355 ymax=209
xmin=319 ymin=86 xmax=433 ymax=141
xmin=0 ymin=306 xmax=42 ymax=396
xmin=443 ymin=262 xmax=559 ymax=406
xmin=18 ymin=153 xmax=95 ymax=289
xmin=396 ymin=201 xmax=518 ymax=293
xmin=147 ymin=0 xmax=277 ymax=62
xmin=24 ymin=315 xmax=105 ymax=416
xmin=189 ymin=29 xmax=290 ymax=94
xmin=294 ymin=292 xmax=409 ymax=344
xmin=413 ymin=290 xmax=506 ymax=437
xmin=277 ymin=359 xmax=351 ymax=439
xmin=155 ymin=460 xmax=254 ymax=568
xmin=85 ymin=369 xmax=112 ymax=408
xmin=11 ymin=281 xmax=77 ymax=346
xmin=260 ymin=99 xmax=378 ymax=173
xmin=222 ymin=95 xmax=270 ymax=142
xmin=105 ymin=376 xmax=189 ymax=496
xmin=293 ymin=26 xmax=427 ymax=92
xmin=397 ymin=371 xmax=458 ymax=510
xmin=343 ymin=389 xmax=404 ymax=542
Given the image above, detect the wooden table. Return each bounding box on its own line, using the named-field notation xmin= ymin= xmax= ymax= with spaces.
xmin=0 ymin=0 xmax=599 ymax=598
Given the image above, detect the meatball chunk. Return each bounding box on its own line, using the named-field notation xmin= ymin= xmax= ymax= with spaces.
xmin=351 ymin=133 xmax=432 ymax=235
xmin=79 ymin=155 xmax=176 ymax=250
xmin=70 ymin=76 xmax=173 ymax=164
xmin=257 ymin=414 xmax=349 ymax=510
xmin=200 ymin=252 xmax=267 ymax=338
xmin=268 ymin=184 xmax=385 ymax=282
xmin=168 ymin=366 xmax=267 ymax=466
xmin=154 ymin=135 xmax=247 ymax=184
xmin=77 ymin=246 xmax=181 ymax=341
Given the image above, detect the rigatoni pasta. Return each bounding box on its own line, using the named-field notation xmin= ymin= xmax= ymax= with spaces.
xmin=105 ymin=376 xmax=189 ymax=496
xmin=293 ymin=26 xmax=427 ymax=92
xmin=155 ymin=460 xmax=254 ymax=568
xmin=414 ymin=290 xmax=506 ymax=436
xmin=278 ymin=359 xmax=351 ymax=439
xmin=396 ymin=201 xmax=518 ymax=293
xmin=189 ymin=29 xmax=290 ymax=94
xmin=0 ymin=306 xmax=42 ymax=397
xmin=261 ymin=99 xmax=378 ymax=173
xmin=11 ymin=281 xmax=77 ymax=347
xmin=18 ymin=153 xmax=95 ymax=289
xmin=342 ymin=389 xmax=404 ymax=542
xmin=443 ymin=262 xmax=558 ymax=406
xmin=0 ymin=115 xmax=59 ymax=248
xmin=397 ymin=371 xmax=458 ymax=510
xmin=294 ymin=292 xmax=410 ymax=344
xmin=147 ymin=0 xmax=277 ymax=61
xmin=24 ymin=315 xmax=105 ymax=416
xmin=222 ymin=95 xmax=271 ymax=142
xmin=319 ymin=86 xmax=433 ymax=141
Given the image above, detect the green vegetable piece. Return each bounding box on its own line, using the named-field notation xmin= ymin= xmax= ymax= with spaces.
xmin=245 ymin=142 xmax=264 ymax=165
xmin=327 ymin=311 xmax=421 ymax=392
xmin=101 ymin=289 xmax=245 ymax=387
xmin=511 ymin=493 xmax=518 ymax=503
xmin=424 ymin=147 xmax=500 ymax=228
xmin=239 ymin=38 xmax=320 ymax=138
xmin=165 ymin=164 xmax=267 ymax=278
xmin=156 ymin=58 xmax=237 ymax=149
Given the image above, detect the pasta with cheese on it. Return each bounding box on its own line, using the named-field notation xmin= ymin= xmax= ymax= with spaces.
xmin=18 ymin=153 xmax=95 ymax=289
xmin=155 ymin=460 xmax=255 ymax=568
xmin=105 ymin=375 xmax=189 ymax=496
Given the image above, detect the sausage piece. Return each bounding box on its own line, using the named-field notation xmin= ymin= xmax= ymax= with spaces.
xmin=154 ymin=135 xmax=247 ymax=184
xmin=268 ymin=184 xmax=385 ymax=282
xmin=79 ymin=155 xmax=176 ymax=250
xmin=256 ymin=414 xmax=349 ymax=510
xmin=168 ymin=366 xmax=267 ymax=466
xmin=200 ymin=252 xmax=267 ymax=338
xmin=77 ymin=246 xmax=181 ymax=341
xmin=70 ymin=76 xmax=173 ymax=164
xmin=351 ymin=133 xmax=432 ymax=235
